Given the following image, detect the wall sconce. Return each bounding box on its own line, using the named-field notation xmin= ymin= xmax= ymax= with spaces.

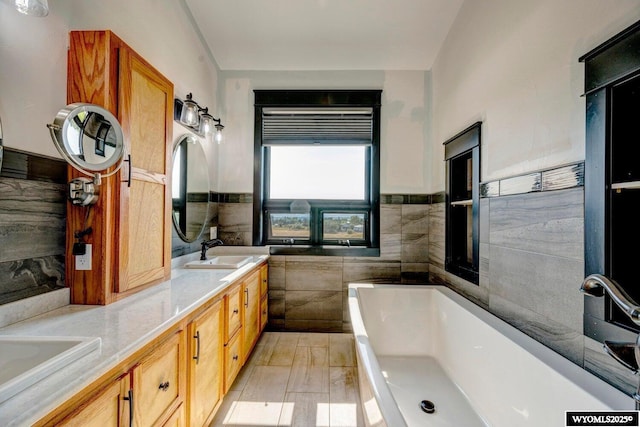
xmin=174 ymin=93 xmax=224 ymax=143
xmin=14 ymin=0 xmax=49 ymax=16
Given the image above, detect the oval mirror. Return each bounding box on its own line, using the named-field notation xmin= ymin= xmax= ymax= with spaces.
xmin=172 ymin=134 xmax=210 ymax=242
xmin=49 ymin=103 xmax=124 ymax=173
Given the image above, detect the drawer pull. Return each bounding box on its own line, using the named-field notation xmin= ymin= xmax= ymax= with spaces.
xmin=123 ymin=389 xmax=134 ymax=426
xmin=245 ymin=288 xmax=249 ymax=307
xmin=159 ymin=381 xmax=170 ymax=391
xmin=233 ymin=308 xmax=239 ymax=314
xmin=193 ymin=330 xmax=200 ymax=364
xmin=233 ymin=354 xmax=239 ymax=361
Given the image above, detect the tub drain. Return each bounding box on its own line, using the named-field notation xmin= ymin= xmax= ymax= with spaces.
xmin=420 ymin=400 xmax=435 ymax=414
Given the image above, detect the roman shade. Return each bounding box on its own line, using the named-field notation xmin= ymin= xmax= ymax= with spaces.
xmin=261 ymin=107 xmax=373 ymax=145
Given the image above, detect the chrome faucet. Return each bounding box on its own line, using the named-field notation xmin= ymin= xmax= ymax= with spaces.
xmin=200 ymin=238 xmax=223 ymax=260
xmin=581 ymin=273 xmax=640 ymax=406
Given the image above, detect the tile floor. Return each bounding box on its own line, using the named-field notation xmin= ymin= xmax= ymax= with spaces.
xmin=210 ymin=332 xmax=365 ymax=427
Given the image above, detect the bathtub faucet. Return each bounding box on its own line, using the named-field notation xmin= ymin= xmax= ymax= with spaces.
xmin=200 ymin=238 xmax=223 ymax=260
xmin=581 ymin=274 xmax=640 ymax=407
xmin=580 ymin=274 xmax=640 ymax=326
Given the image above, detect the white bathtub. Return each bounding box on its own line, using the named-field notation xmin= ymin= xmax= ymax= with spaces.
xmin=348 ymin=284 xmax=633 ymax=427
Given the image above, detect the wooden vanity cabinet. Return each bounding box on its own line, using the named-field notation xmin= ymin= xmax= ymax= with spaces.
xmin=66 ymin=30 xmax=173 ymax=305
xmin=46 ymin=329 xmax=185 ymax=427
xmin=187 ymin=299 xmax=224 ymax=427
xmin=37 ymin=263 xmax=270 ymax=427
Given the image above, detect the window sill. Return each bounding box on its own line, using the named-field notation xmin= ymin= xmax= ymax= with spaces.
xmin=269 ymin=246 xmax=380 ymax=257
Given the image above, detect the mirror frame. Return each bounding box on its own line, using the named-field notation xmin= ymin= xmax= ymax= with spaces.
xmin=172 ymin=134 xmax=210 ymax=243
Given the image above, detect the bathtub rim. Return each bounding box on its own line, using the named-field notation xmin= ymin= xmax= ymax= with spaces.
xmin=348 ymin=283 xmax=633 ymax=426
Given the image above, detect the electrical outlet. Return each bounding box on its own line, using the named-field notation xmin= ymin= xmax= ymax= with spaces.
xmin=75 ymin=243 xmax=92 ymax=270
xmin=210 ymin=226 xmax=218 ymax=239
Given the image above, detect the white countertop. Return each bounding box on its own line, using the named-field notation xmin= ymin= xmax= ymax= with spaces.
xmin=0 ymin=248 xmax=269 ymax=426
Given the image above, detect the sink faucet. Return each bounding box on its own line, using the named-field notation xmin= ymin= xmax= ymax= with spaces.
xmin=200 ymin=238 xmax=223 ymax=260
xmin=581 ymin=273 xmax=640 ymax=407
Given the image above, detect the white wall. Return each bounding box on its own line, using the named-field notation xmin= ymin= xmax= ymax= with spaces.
xmin=0 ymin=0 xmax=220 ymax=186
xmin=217 ymin=69 xmax=431 ymax=194
xmin=431 ymin=0 xmax=640 ymax=190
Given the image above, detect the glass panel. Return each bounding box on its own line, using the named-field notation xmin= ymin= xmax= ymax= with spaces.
xmin=269 ymin=146 xmax=365 ymax=199
xmin=323 ymin=213 xmax=366 ymax=240
xmin=268 ymin=213 xmax=310 ymax=239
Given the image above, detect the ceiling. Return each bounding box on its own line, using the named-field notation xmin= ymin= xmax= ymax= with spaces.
xmin=184 ymin=0 xmax=464 ymax=71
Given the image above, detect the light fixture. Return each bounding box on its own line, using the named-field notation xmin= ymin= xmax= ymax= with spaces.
xmin=214 ymin=118 xmax=224 ymax=144
xmin=179 ymin=93 xmax=199 ymax=127
xmin=174 ymin=93 xmax=224 ymax=142
xmin=14 ymin=0 xmax=49 ymax=17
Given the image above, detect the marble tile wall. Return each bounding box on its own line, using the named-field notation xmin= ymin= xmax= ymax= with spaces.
xmin=0 ymin=149 xmax=67 ymax=305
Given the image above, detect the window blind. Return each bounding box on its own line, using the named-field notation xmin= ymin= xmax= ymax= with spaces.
xmin=262 ymin=107 xmax=373 ymax=145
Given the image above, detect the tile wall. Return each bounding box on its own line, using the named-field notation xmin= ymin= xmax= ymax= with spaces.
xmin=428 ymin=163 xmax=636 ymax=396
xmin=0 ymin=148 xmax=66 ymax=305
xmin=214 ymin=196 xmax=433 ymax=332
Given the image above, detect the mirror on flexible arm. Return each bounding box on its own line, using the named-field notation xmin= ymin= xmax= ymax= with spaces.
xmin=172 ymin=134 xmax=210 ymax=243
xmin=47 ymin=103 xmax=125 ymax=206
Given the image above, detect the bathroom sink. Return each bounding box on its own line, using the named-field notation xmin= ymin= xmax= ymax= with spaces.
xmin=184 ymin=255 xmax=253 ymax=269
xmin=0 ymin=336 xmax=101 ymax=403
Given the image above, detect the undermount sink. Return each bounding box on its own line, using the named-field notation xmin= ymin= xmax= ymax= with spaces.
xmin=0 ymin=336 xmax=101 ymax=403
xmin=184 ymin=255 xmax=253 ymax=269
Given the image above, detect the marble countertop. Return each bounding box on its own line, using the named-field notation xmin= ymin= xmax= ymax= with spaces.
xmin=0 ymin=248 xmax=269 ymax=426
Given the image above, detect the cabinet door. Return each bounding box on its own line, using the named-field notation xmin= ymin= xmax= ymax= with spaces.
xmin=117 ymin=45 xmax=173 ymax=293
xmin=133 ymin=331 xmax=184 ymax=427
xmin=59 ymin=373 xmax=131 ymax=427
xmin=260 ymin=264 xmax=268 ymax=298
xmin=224 ymin=330 xmax=243 ymax=393
xmin=188 ymin=300 xmax=224 ymax=427
xmin=260 ymin=295 xmax=268 ymax=332
xmin=242 ymin=270 xmax=261 ymax=363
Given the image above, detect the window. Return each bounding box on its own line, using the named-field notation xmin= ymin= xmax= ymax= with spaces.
xmin=253 ymin=90 xmax=381 ymax=255
xmin=581 ymin=20 xmax=640 ymax=342
xmin=444 ymin=122 xmax=481 ymax=285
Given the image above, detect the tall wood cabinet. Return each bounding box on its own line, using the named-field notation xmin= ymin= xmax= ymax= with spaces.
xmin=66 ymin=30 xmax=173 ymax=304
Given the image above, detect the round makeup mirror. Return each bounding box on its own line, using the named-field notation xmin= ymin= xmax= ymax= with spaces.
xmin=48 ymin=103 xmax=124 ymax=173
xmin=172 ymin=134 xmax=210 ymax=242
xmin=47 ymin=103 xmax=125 ymax=206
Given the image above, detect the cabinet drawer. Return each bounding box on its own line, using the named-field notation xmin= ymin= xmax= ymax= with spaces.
xmin=134 ymin=331 xmax=183 ymax=426
xmin=225 ymin=285 xmax=242 ymax=340
xmin=224 ymin=332 xmax=242 ymax=392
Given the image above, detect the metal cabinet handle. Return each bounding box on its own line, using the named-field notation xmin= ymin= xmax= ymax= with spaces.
xmin=159 ymin=381 xmax=170 ymax=391
xmin=244 ymin=288 xmax=249 ymax=308
xmin=233 ymin=354 xmax=239 ymax=361
xmin=233 ymin=308 xmax=239 ymax=314
xmin=193 ymin=330 xmax=200 ymax=364
xmin=123 ymin=389 xmax=134 ymax=426
xmin=122 ymin=154 xmax=132 ymax=187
